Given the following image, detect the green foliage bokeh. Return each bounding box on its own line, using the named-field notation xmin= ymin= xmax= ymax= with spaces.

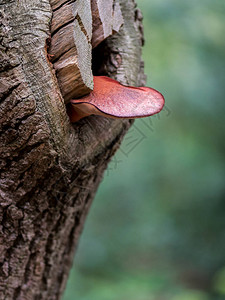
xmin=63 ymin=0 xmax=225 ymax=299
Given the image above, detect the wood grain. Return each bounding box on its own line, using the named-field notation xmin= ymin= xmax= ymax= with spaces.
xmin=49 ymin=0 xmax=93 ymax=103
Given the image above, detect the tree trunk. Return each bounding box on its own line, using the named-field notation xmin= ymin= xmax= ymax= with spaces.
xmin=0 ymin=0 xmax=145 ymax=299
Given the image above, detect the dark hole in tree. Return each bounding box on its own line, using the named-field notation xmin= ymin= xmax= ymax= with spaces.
xmin=92 ymin=40 xmax=111 ymax=76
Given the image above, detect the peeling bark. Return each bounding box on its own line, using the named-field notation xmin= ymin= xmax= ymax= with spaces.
xmin=0 ymin=0 xmax=145 ymax=299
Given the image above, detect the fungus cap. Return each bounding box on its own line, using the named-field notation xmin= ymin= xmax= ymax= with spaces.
xmin=69 ymin=76 xmax=165 ymax=122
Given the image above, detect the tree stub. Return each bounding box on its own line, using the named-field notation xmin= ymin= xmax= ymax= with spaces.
xmin=49 ymin=0 xmax=93 ymax=103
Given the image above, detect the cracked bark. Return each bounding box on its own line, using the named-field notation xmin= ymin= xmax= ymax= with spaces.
xmin=0 ymin=0 xmax=145 ymax=299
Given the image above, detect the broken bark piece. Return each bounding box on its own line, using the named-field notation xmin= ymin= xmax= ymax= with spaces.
xmin=54 ymin=47 xmax=92 ymax=101
xmin=91 ymin=0 xmax=124 ymax=48
xmin=49 ymin=0 xmax=74 ymax=11
xmin=50 ymin=23 xmax=76 ymax=62
xmin=51 ymin=2 xmax=77 ymax=35
xmin=49 ymin=0 xmax=93 ymax=103
xmin=50 ymin=0 xmax=92 ymax=41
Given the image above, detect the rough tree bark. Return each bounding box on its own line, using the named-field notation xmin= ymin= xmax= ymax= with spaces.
xmin=0 ymin=0 xmax=145 ymax=299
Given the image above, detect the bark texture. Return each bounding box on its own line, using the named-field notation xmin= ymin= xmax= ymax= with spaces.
xmin=91 ymin=0 xmax=123 ymax=48
xmin=0 ymin=0 xmax=145 ymax=299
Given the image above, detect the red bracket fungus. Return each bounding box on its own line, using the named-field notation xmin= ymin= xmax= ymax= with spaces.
xmin=68 ymin=76 xmax=165 ymax=122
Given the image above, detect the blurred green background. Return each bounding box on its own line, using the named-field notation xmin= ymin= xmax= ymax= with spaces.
xmin=63 ymin=0 xmax=225 ymax=299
